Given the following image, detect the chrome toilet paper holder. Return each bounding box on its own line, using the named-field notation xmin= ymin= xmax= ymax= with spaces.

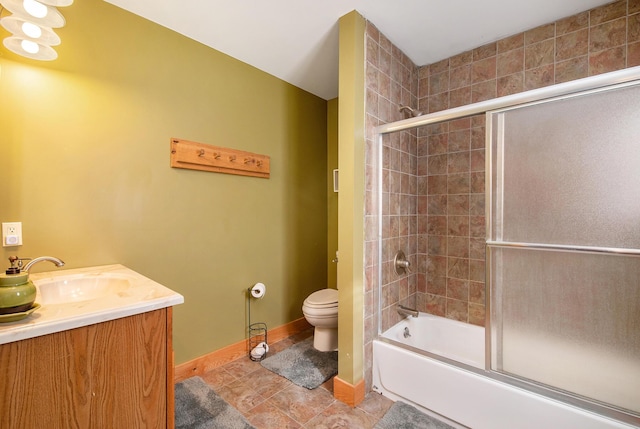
xmin=247 ymin=283 xmax=268 ymax=361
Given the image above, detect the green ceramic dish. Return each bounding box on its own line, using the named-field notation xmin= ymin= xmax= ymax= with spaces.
xmin=0 ymin=303 xmax=40 ymax=323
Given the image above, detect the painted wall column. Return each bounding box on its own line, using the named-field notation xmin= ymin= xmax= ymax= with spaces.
xmin=335 ymin=10 xmax=366 ymax=406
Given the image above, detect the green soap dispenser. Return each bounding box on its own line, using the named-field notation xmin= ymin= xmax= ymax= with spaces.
xmin=0 ymin=257 xmax=36 ymax=315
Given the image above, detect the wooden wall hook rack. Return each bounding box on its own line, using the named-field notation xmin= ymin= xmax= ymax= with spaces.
xmin=170 ymin=138 xmax=270 ymax=179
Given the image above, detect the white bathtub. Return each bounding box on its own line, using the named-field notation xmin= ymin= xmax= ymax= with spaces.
xmin=373 ymin=313 xmax=638 ymax=429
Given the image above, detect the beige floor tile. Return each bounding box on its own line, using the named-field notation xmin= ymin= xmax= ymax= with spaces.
xmin=244 ymin=401 xmax=302 ymax=429
xmin=303 ymin=400 xmax=378 ymax=429
xmin=244 ymin=365 xmax=292 ymax=398
xmin=216 ymin=378 xmax=266 ymax=413
xmin=200 ymin=367 xmax=237 ymax=390
xmin=318 ymin=377 xmax=334 ymax=394
xmin=223 ymin=356 xmax=262 ymax=378
xmin=268 ymin=337 xmax=296 ymax=354
xmin=269 ymin=384 xmax=335 ymax=424
xmin=356 ymin=392 xmax=394 ymax=420
xmin=198 ymin=331 xmax=396 ymax=428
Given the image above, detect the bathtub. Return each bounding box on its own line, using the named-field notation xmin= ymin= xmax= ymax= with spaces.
xmin=372 ymin=312 xmax=637 ymax=429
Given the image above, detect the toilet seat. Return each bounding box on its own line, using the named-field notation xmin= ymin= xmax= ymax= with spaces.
xmin=303 ymin=289 xmax=338 ymax=308
xmin=302 ymin=306 xmax=337 ymax=317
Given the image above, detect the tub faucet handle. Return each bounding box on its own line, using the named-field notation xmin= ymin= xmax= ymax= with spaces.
xmin=394 ymin=250 xmax=411 ymax=275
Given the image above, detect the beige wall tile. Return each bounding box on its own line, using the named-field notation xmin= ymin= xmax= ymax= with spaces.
xmin=473 ymin=42 xmax=497 ymax=60
xmin=556 ymin=11 xmax=589 ymax=35
xmin=450 ymin=65 xmax=471 ymax=89
xmin=450 ymin=50 xmax=473 ymax=67
xmin=449 ymin=86 xmax=472 ymax=108
xmin=629 ymin=13 xmax=640 ymax=42
xmin=525 ymin=64 xmax=555 ymax=90
xmin=525 ymin=39 xmax=555 ymax=69
xmin=471 ymin=56 xmax=497 ymax=83
xmin=497 ymin=33 xmax=524 ymax=52
xmin=629 ymin=41 xmax=640 ymax=65
xmin=555 ymin=56 xmax=589 ymax=83
xmin=590 ymin=18 xmax=627 ymax=52
xmin=590 ymin=0 xmax=627 ymax=25
xmin=429 ymin=71 xmax=450 ymax=95
xmin=497 ymin=48 xmax=524 ymax=77
xmin=556 ymin=28 xmax=589 ymax=61
xmin=430 ymin=58 xmax=449 ymax=75
xmin=525 ymin=23 xmax=555 ymax=44
xmin=471 ymin=79 xmax=496 ymax=102
xmin=468 ymin=304 xmax=485 ymax=326
xmin=497 ymin=73 xmax=525 ymax=97
xmin=589 ymin=46 xmax=626 ymax=74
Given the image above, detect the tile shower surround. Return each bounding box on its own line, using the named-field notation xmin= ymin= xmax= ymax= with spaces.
xmin=363 ymin=0 xmax=640 ymax=390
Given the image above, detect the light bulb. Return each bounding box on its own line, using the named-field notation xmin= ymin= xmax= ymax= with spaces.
xmin=21 ymin=21 xmax=42 ymax=39
xmin=21 ymin=39 xmax=40 ymax=54
xmin=22 ymin=0 xmax=48 ymax=19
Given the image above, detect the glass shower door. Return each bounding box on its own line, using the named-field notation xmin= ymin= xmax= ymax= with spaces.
xmin=487 ymin=81 xmax=640 ymax=417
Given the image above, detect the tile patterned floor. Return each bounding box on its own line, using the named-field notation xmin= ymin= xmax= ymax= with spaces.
xmin=200 ymin=329 xmax=395 ymax=429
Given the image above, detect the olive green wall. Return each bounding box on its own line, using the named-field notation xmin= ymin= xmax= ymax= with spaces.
xmin=327 ymin=98 xmax=338 ymax=290
xmin=0 ymin=0 xmax=328 ymax=364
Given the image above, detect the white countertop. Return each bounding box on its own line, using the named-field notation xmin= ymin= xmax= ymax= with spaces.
xmin=0 ymin=264 xmax=184 ymax=345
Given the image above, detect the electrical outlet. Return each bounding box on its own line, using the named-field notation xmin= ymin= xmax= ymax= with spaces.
xmin=2 ymin=222 xmax=23 ymax=247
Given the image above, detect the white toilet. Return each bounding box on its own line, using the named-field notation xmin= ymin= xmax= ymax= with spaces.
xmin=302 ymin=288 xmax=338 ymax=352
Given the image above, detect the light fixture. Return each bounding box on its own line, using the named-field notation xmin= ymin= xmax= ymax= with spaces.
xmin=0 ymin=0 xmax=73 ymax=61
xmin=1 ymin=15 xmax=60 ymax=45
xmin=23 ymin=21 xmax=42 ymax=38
xmin=22 ymin=0 xmax=46 ymax=18
xmin=28 ymin=0 xmax=73 ymax=5
xmin=3 ymin=35 xmax=57 ymax=60
xmin=1 ymin=0 xmax=66 ymax=28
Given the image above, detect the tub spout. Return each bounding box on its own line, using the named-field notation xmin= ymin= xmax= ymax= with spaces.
xmin=397 ymin=305 xmax=419 ymax=318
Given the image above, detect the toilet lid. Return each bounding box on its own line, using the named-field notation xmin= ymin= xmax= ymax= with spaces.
xmin=305 ymin=288 xmax=338 ymax=306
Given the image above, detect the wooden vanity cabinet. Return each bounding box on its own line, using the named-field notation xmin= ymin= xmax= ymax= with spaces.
xmin=0 ymin=308 xmax=175 ymax=429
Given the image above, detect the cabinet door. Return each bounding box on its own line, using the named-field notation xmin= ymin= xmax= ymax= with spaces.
xmin=0 ymin=309 xmax=168 ymax=429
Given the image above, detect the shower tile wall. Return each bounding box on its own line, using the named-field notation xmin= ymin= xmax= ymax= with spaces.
xmin=412 ymin=0 xmax=639 ymax=325
xmin=362 ymin=0 xmax=640 ymax=389
xmin=363 ymin=22 xmax=419 ymax=390
xmin=415 ymin=116 xmax=486 ymax=326
xmin=418 ymin=0 xmax=640 ymax=118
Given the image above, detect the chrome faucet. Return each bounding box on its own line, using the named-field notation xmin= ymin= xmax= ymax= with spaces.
xmin=397 ymin=304 xmax=419 ymax=318
xmin=22 ymin=256 xmax=65 ymax=272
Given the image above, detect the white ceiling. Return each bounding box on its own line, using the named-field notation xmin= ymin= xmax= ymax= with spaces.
xmin=104 ymin=0 xmax=612 ymax=100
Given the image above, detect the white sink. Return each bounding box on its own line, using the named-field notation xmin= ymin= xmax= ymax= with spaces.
xmin=0 ymin=264 xmax=183 ymax=346
xmin=35 ymin=274 xmax=131 ymax=305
